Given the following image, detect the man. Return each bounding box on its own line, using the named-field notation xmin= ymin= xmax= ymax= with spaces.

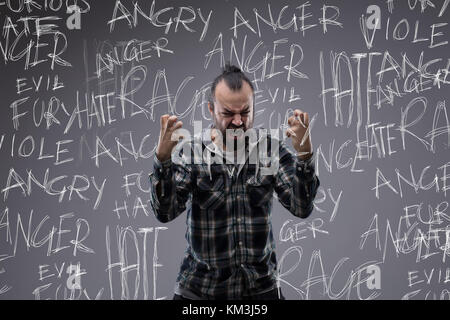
xmin=149 ymin=64 xmax=320 ymax=300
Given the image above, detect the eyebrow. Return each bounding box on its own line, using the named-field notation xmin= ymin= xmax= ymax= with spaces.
xmin=222 ymin=105 xmax=250 ymax=113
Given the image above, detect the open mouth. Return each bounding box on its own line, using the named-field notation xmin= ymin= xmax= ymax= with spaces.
xmin=226 ymin=128 xmax=245 ymax=139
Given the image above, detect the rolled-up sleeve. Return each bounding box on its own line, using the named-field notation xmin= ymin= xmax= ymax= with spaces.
xmin=148 ymin=146 xmax=193 ymax=223
xmin=274 ymin=140 xmax=320 ymax=219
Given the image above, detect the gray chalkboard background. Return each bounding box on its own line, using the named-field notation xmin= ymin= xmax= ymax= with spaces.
xmin=0 ymin=0 xmax=449 ymax=300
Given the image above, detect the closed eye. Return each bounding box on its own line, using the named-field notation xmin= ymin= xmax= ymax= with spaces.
xmin=222 ymin=107 xmax=250 ymax=117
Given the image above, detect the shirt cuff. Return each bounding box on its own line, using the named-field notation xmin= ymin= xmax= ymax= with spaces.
xmin=154 ymin=154 xmax=172 ymax=169
xmin=296 ymin=151 xmax=316 ymax=180
xmin=153 ymin=154 xmax=172 ymax=179
xmin=297 ymin=151 xmax=315 ymax=166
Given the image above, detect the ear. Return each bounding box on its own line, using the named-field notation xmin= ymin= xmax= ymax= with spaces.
xmin=208 ymin=101 xmax=214 ymax=114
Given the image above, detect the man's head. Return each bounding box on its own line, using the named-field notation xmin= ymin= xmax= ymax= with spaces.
xmin=208 ymin=64 xmax=255 ymax=146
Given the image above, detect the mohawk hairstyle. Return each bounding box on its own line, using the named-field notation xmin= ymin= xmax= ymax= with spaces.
xmin=209 ymin=63 xmax=255 ymax=109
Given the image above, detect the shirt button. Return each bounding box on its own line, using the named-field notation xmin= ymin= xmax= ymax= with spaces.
xmin=237 ymin=218 xmax=241 ymax=222
xmin=239 ymin=241 xmax=243 ymax=246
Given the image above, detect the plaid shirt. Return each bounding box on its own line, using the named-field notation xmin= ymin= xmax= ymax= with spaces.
xmin=148 ymin=128 xmax=320 ymax=299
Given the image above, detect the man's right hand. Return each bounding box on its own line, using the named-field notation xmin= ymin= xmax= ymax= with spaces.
xmin=155 ymin=114 xmax=184 ymax=162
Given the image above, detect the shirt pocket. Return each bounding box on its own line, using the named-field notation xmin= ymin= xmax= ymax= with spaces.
xmin=246 ymin=174 xmax=274 ymax=207
xmin=195 ymin=174 xmax=225 ymax=211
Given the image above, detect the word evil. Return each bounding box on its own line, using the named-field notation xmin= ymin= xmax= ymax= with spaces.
xmin=33 ymin=262 xmax=92 ymax=300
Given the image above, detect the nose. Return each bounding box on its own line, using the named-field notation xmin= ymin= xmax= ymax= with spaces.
xmin=231 ymin=114 xmax=243 ymax=127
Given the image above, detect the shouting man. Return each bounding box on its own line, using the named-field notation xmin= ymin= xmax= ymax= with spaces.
xmin=149 ymin=64 xmax=320 ymax=300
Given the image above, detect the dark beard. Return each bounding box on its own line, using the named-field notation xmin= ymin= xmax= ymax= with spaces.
xmin=223 ymin=128 xmax=247 ymax=150
xmin=211 ymin=117 xmax=248 ymax=152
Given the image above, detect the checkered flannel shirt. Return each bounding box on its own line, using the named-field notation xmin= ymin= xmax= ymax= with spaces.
xmin=149 ymin=129 xmax=320 ymax=299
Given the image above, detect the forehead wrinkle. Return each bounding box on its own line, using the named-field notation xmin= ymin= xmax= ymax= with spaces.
xmin=215 ymin=81 xmax=253 ymax=109
xmin=221 ymin=103 xmax=250 ymax=113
